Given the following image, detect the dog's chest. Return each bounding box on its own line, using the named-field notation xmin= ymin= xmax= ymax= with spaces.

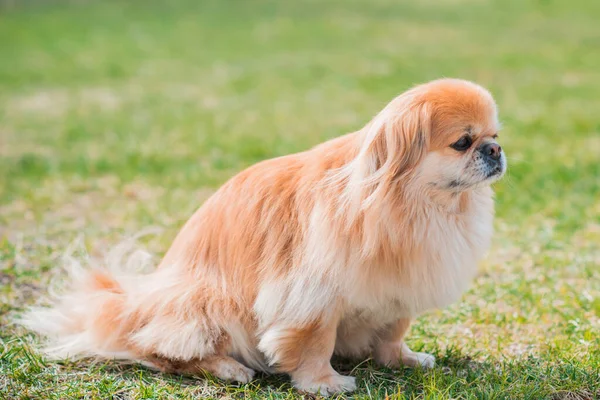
xmin=344 ymin=203 xmax=493 ymax=322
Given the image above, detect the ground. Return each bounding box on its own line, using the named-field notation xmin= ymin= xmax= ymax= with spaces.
xmin=1 ymin=0 xmax=599 ymax=399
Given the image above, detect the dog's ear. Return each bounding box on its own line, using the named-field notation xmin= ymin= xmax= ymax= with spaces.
xmin=357 ymin=97 xmax=431 ymax=193
xmin=332 ymin=93 xmax=431 ymax=219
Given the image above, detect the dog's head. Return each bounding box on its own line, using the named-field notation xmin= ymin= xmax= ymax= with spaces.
xmin=353 ymin=79 xmax=505 ymax=202
xmin=415 ymin=79 xmax=505 ymax=192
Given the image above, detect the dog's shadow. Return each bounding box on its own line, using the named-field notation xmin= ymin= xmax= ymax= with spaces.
xmin=331 ymin=348 xmax=487 ymax=378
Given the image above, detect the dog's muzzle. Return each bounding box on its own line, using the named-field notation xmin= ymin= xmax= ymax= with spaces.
xmin=479 ymin=142 xmax=504 ymax=177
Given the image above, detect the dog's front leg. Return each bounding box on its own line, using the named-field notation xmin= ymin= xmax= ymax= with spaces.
xmin=259 ymin=318 xmax=357 ymax=396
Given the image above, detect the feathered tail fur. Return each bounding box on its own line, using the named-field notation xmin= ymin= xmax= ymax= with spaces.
xmin=20 ymin=235 xmax=154 ymax=361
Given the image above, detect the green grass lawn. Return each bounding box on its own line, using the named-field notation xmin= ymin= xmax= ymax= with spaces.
xmin=1 ymin=0 xmax=599 ymax=398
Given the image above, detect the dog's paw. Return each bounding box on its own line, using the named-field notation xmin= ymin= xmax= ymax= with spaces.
xmin=402 ymin=351 xmax=435 ymax=369
xmin=202 ymin=357 xmax=256 ymax=383
xmin=215 ymin=362 xmax=256 ymax=383
xmin=375 ymin=342 xmax=435 ymax=369
xmin=295 ymin=373 xmax=357 ymax=396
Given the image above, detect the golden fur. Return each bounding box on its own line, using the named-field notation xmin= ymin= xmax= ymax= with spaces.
xmin=23 ymin=78 xmax=506 ymax=395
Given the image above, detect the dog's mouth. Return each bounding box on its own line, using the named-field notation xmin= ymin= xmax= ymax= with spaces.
xmin=486 ymin=165 xmax=504 ymax=179
xmin=446 ymin=165 xmax=505 ymax=191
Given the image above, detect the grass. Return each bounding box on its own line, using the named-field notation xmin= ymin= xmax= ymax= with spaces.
xmin=1 ymin=0 xmax=599 ymax=398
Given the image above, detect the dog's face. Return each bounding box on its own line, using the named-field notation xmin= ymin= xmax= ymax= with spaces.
xmin=395 ymin=79 xmax=507 ymax=192
xmin=433 ymin=127 xmax=506 ymax=191
xmin=421 ymin=122 xmax=506 ymax=192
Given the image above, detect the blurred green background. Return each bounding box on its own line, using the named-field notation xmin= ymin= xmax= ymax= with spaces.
xmin=1 ymin=0 xmax=599 ymax=398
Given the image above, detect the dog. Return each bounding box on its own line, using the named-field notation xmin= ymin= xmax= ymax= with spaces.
xmin=23 ymin=78 xmax=506 ymax=395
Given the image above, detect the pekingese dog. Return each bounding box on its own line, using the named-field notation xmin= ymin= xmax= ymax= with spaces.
xmin=24 ymin=78 xmax=506 ymax=395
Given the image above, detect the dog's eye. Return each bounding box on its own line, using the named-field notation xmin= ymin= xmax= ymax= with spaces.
xmin=450 ymin=135 xmax=473 ymax=151
xmin=492 ymin=133 xmax=499 ymax=139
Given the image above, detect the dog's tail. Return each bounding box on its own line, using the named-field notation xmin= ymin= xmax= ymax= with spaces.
xmin=22 ymin=267 xmax=135 ymax=360
xmin=19 ymin=234 xmax=162 ymax=362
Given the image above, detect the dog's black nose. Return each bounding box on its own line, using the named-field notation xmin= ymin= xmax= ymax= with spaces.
xmin=482 ymin=142 xmax=502 ymax=160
